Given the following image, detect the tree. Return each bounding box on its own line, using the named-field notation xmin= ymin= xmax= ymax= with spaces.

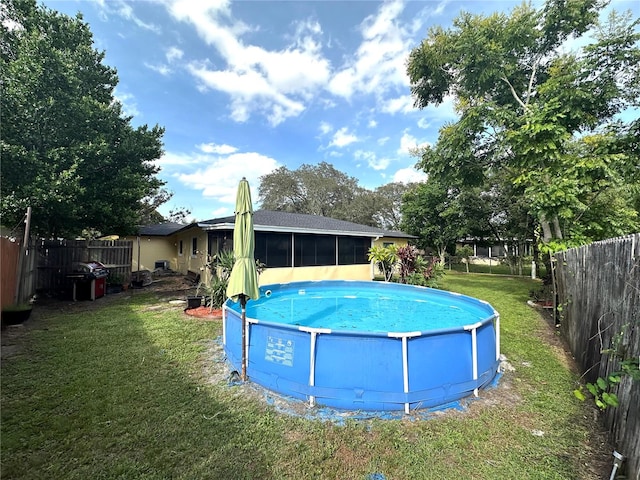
xmin=455 ymin=245 xmax=474 ymax=274
xmin=258 ymin=162 xmax=408 ymax=228
xmin=407 ymin=2 xmax=640 ymax=248
xmin=0 ymin=0 xmax=167 ymax=237
xmin=400 ymin=180 xmax=462 ymax=263
xmin=259 ymin=162 xmax=360 ymax=218
xmin=367 ymin=244 xmax=397 ymax=282
xmin=372 ymin=182 xmax=412 ymax=230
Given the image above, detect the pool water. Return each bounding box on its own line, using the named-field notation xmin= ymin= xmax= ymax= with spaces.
xmin=239 ymin=282 xmax=493 ymax=333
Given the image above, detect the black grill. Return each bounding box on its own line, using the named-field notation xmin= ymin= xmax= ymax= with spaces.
xmin=67 ymin=261 xmax=109 ymax=280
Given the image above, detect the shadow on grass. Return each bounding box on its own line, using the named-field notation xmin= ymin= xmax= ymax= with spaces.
xmin=0 ymin=293 xmax=273 ymax=479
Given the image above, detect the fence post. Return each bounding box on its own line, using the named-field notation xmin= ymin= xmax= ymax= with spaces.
xmin=14 ymin=207 xmax=32 ymax=305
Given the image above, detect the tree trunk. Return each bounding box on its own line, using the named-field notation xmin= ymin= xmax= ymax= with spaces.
xmin=540 ymin=214 xmax=553 ymax=243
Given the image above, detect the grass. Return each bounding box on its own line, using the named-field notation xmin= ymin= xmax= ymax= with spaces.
xmin=446 ymin=261 xmax=547 ymax=277
xmin=1 ymin=273 xmax=609 ymax=479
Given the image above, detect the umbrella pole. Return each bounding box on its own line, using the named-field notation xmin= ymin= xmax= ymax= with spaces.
xmin=241 ymin=295 xmax=247 ymax=381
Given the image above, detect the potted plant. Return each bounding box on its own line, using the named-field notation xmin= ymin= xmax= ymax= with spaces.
xmin=1 ymin=303 xmax=33 ymax=328
xmin=107 ymin=273 xmax=124 ymax=294
xmin=187 ymin=279 xmax=211 ymax=309
xmin=187 ymin=250 xmax=236 ymax=312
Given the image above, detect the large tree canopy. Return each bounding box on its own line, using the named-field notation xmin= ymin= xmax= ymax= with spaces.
xmin=258 ymin=162 xmax=412 ymax=229
xmin=1 ymin=0 xmax=166 ymax=237
xmin=407 ymin=0 xmax=640 ymax=250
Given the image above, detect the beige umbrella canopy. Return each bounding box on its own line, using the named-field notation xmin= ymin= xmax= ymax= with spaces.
xmin=226 ymin=178 xmax=259 ymax=380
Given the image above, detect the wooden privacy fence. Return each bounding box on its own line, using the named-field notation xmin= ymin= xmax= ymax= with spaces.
xmin=555 ymin=234 xmax=640 ymax=479
xmin=37 ymin=239 xmax=133 ymax=294
xmin=1 ymin=237 xmax=20 ymax=309
xmin=1 ymin=236 xmax=37 ymax=309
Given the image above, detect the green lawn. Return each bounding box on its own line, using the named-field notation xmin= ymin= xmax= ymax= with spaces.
xmin=1 ymin=273 xmax=609 ymax=479
xmin=446 ymin=261 xmax=546 ymax=277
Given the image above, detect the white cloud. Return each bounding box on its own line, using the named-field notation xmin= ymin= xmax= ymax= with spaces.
xmin=114 ymin=90 xmax=140 ymax=118
xmin=211 ymin=206 xmax=231 ymax=217
xmin=368 ymin=119 xmax=378 ymax=128
xmin=377 ymin=136 xmax=390 ymax=146
xmin=197 ymin=142 xmax=238 ymax=155
xmin=392 ymin=167 xmax=428 ymax=184
xmin=417 ymin=117 xmax=431 ymax=129
xmin=175 ymin=151 xmax=280 ymax=205
xmin=166 ymin=46 xmax=184 ymax=62
xmin=145 ymin=62 xmax=172 ymax=76
xmin=319 ymin=121 xmax=333 ymax=135
xmin=165 ymin=1 xmax=330 ymax=125
xmin=382 ymin=95 xmax=415 ymax=115
xmin=397 ymin=130 xmax=431 ymax=156
xmin=96 ymin=0 xmax=161 ymax=33
xmin=329 ymin=127 xmax=359 ymax=148
xmin=327 ymin=0 xmax=416 ymax=100
xmin=156 ymin=150 xmax=217 ymax=168
xmin=354 ymin=150 xmax=390 ymax=171
xmin=117 ymin=2 xmax=161 ymax=32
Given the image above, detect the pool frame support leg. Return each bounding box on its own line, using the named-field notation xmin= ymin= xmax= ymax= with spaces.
xmin=309 ymin=331 xmax=318 ymax=407
xmin=402 ymin=336 xmax=409 ymax=414
xmin=389 ymin=332 xmax=420 ymax=414
xmin=495 ymin=314 xmax=501 ymax=372
xmin=471 ymin=328 xmax=478 ymax=396
xmin=300 ymin=327 xmax=331 ymax=408
xmin=464 ymin=322 xmax=482 ymax=397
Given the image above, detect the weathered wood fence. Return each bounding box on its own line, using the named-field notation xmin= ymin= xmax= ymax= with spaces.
xmin=37 ymin=239 xmax=133 ymax=294
xmin=555 ymin=234 xmax=640 ymax=479
xmin=1 ymin=236 xmax=37 ymax=309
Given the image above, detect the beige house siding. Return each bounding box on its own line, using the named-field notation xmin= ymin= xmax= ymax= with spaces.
xmin=129 ymin=236 xmax=177 ymax=271
xmin=372 ymin=236 xmax=409 ymax=249
xmin=173 ymin=227 xmax=209 ymax=274
xmin=259 ymin=264 xmax=373 ymax=285
xmin=130 ymin=224 xmax=413 ymax=284
xmin=126 ymin=225 xmax=209 ymax=274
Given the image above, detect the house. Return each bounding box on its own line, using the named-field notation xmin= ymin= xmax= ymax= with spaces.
xmin=127 ymin=210 xmax=415 ymax=285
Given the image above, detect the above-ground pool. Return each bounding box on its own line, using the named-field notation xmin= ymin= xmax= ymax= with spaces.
xmin=223 ymin=280 xmax=500 ymax=412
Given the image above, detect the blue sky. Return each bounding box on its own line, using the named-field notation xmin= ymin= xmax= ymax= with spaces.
xmin=41 ymin=0 xmax=639 ymax=222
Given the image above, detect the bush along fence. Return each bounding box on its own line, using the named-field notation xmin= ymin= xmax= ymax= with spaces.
xmin=36 ymin=239 xmax=133 ymax=297
xmin=555 ymin=233 xmax=640 ymax=479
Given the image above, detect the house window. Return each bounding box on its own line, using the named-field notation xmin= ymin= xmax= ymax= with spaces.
xmin=208 ymin=235 xmax=217 ymax=257
xmin=383 ymin=242 xmax=394 ymax=248
xmin=255 ymin=232 xmax=292 ymax=267
xmin=338 ymin=237 xmax=370 ymax=265
xmin=192 ymin=237 xmax=198 ymax=256
xmin=207 ymin=232 xmax=232 ymax=256
xmin=294 ymin=234 xmax=335 ymax=267
xmin=178 ymin=240 xmax=183 ymax=256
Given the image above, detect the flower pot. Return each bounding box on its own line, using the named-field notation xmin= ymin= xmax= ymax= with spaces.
xmin=1 ymin=305 xmax=33 ymax=328
xmin=106 ymin=284 xmax=123 ymax=294
xmin=187 ymin=296 xmax=203 ymax=309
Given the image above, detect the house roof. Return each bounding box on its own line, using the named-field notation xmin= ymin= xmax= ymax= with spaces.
xmin=137 ymin=210 xmax=414 ymax=239
xmin=199 ymin=210 xmax=415 ymax=239
xmin=137 ymin=222 xmax=189 ymax=236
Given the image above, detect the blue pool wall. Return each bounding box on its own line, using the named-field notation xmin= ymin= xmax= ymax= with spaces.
xmin=223 ymin=280 xmax=500 ymax=412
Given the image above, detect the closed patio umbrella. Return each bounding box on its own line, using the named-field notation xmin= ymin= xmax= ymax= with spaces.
xmin=226 ymin=177 xmax=260 ymax=381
